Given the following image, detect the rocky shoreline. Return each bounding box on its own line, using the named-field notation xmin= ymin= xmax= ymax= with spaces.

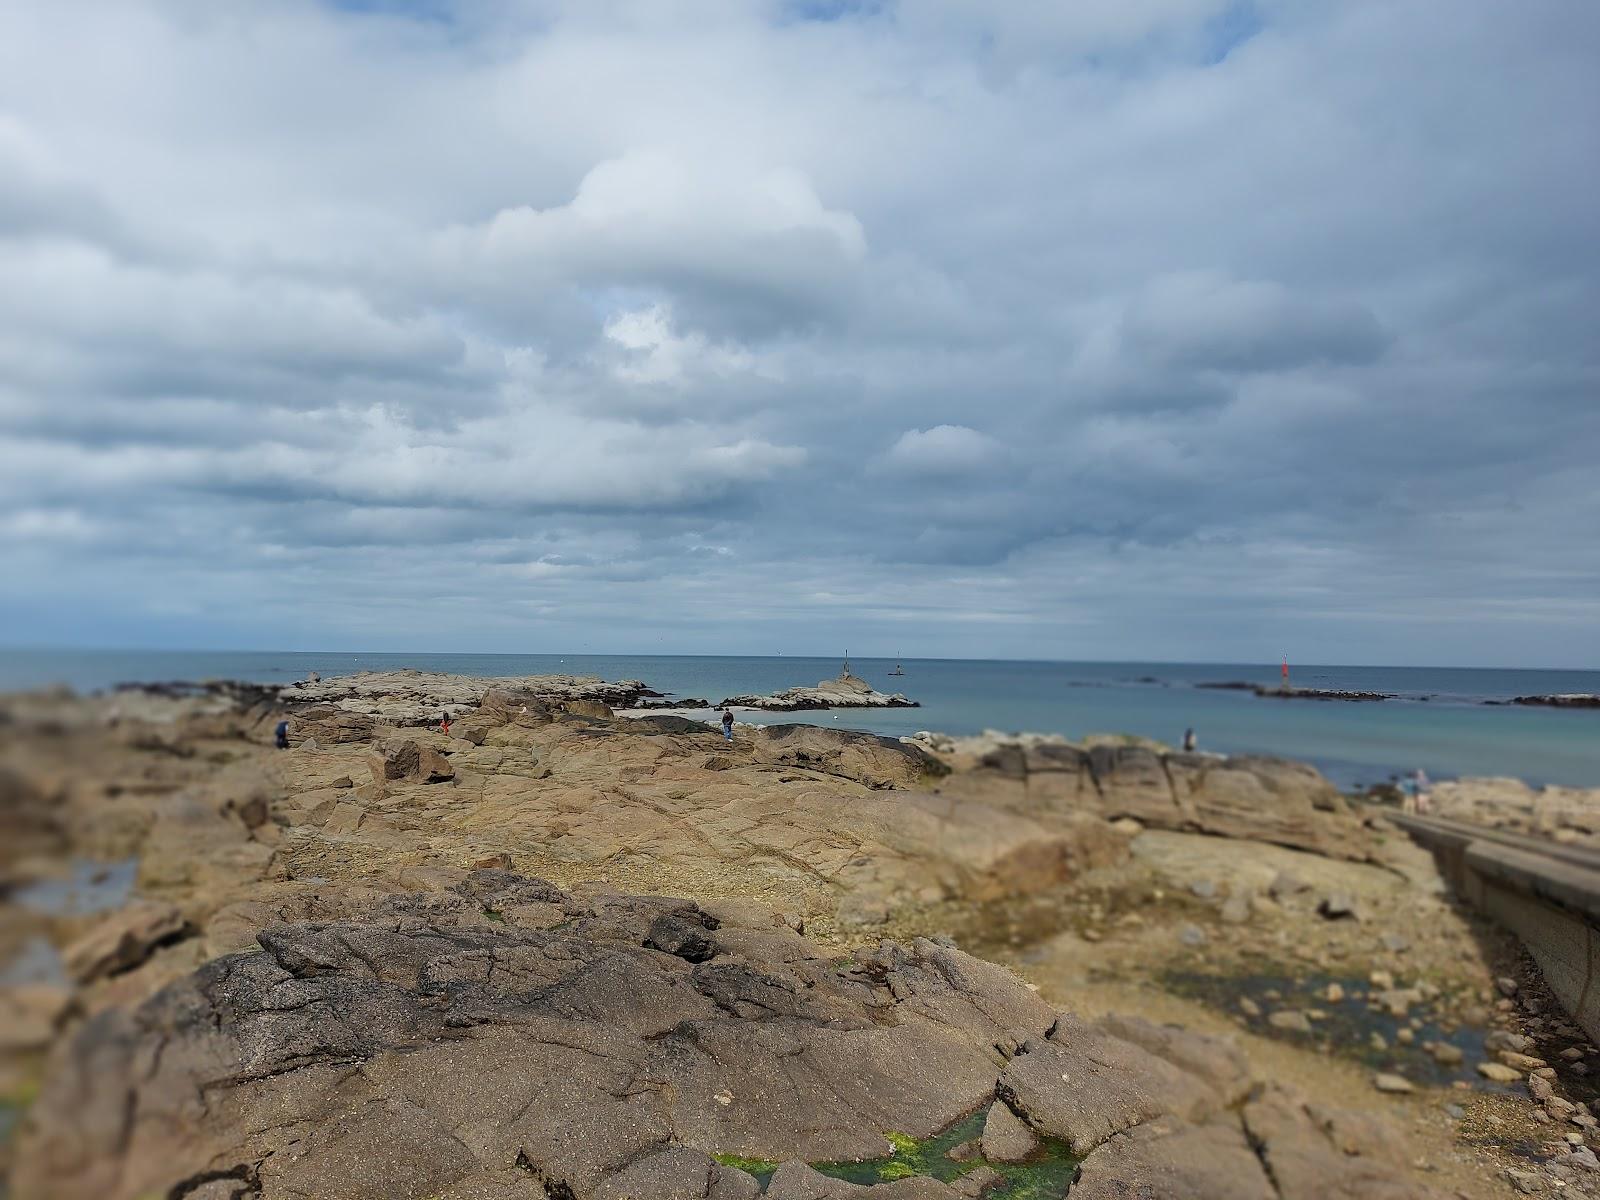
xmin=3 ymin=671 xmax=1599 ymax=1198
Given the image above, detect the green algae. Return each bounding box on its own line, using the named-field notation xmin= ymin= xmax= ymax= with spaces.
xmin=812 ymin=1109 xmax=1082 ymax=1195
xmin=710 ymin=1151 xmax=782 ymax=1178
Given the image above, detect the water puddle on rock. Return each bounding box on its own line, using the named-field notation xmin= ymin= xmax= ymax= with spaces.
xmin=715 ymin=1109 xmax=1082 ymax=1195
xmin=10 ymin=857 xmax=137 ymax=916
xmin=0 ymin=936 xmax=69 ymax=988
xmin=1162 ymin=968 xmax=1512 ymax=1092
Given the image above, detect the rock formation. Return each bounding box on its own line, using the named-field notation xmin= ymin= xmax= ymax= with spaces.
xmin=721 ymin=670 xmax=917 ymax=711
xmin=13 ymin=873 xmax=1439 ymax=1200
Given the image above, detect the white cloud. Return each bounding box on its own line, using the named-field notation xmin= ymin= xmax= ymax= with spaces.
xmin=883 ymin=425 xmax=1004 ymax=477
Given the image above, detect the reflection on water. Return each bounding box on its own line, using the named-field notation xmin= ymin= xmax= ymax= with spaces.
xmin=10 ymin=858 xmax=137 ymax=916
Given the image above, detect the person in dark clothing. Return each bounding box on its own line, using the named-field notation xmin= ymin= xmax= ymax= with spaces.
xmin=440 ymin=712 xmax=451 ymax=737
xmin=721 ymin=708 xmax=735 ymax=742
xmin=274 ymin=719 xmax=290 ymax=750
xmin=1182 ymin=727 xmax=1196 ymax=752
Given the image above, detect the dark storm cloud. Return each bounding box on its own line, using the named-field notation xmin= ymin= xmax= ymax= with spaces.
xmin=0 ymin=0 xmax=1596 ymax=663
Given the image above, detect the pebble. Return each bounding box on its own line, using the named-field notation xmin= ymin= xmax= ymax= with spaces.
xmin=1373 ymin=1073 xmax=1415 ymax=1094
xmin=1497 ymin=976 xmax=1521 ymax=997
xmin=1380 ymin=932 xmax=1410 ymax=953
xmin=1269 ymin=1010 xmax=1314 ymax=1034
xmin=1370 ymin=969 xmax=1395 ymax=990
xmin=1430 ymin=1043 xmax=1464 ymax=1066
xmin=1397 ymin=1028 xmax=1415 ymax=1046
xmin=1478 ymin=1061 xmax=1523 ymax=1083
xmin=1179 ymin=924 xmax=1207 ymax=947
xmin=1240 ymin=997 xmax=1262 ymax=1018
xmin=1324 ymin=982 xmax=1345 ymax=1003
xmin=1317 ymin=892 xmax=1358 ymax=920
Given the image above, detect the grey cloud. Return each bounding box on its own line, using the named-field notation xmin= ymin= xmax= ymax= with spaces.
xmin=0 ymin=0 xmax=1596 ymax=664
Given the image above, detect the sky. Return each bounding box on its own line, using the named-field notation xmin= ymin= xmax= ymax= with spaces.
xmin=0 ymin=1 xmax=1597 ymax=666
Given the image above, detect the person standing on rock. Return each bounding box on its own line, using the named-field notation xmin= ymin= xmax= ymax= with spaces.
xmin=274 ymin=719 xmax=290 ymax=750
xmin=721 ymin=708 xmax=735 ymax=742
xmin=440 ymin=712 xmax=451 ymax=737
xmin=1183 ymin=727 xmax=1197 ymax=752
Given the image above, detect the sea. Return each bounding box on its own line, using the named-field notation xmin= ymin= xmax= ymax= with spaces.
xmin=2 ymin=649 xmax=1597 ymax=791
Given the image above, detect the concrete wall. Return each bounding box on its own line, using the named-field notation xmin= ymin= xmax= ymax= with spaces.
xmin=1390 ymin=812 xmax=1600 ymax=1044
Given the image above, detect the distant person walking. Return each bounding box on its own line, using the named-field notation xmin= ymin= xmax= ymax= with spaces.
xmin=274 ymin=719 xmax=290 ymax=750
xmin=440 ymin=712 xmax=451 ymax=737
xmin=1413 ymin=768 xmax=1431 ymax=816
xmin=721 ymin=708 xmax=735 ymax=742
xmin=1183 ymin=727 xmax=1197 ymax=752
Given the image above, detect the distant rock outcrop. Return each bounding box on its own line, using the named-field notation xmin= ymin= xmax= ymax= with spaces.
xmin=722 ymin=670 xmax=917 ymax=711
xmin=278 ymin=670 xmax=662 ymax=724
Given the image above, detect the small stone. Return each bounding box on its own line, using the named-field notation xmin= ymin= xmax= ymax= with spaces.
xmin=1220 ymin=896 xmax=1251 ymax=924
xmin=1478 ymin=1061 xmax=1522 ymax=1083
xmin=1396 ymin=1028 xmax=1415 ymax=1046
xmin=1269 ymin=871 xmax=1310 ymax=899
xmin=1373 ymin=1072 xmax=1415 ymax=1094
xmin=1380 ymin=932 xmax=1410 ymax=953
xmin=1179 ymin=924 xmax=1207 ymax=947
xmin=1111 ymin=818 xmax=1144 ymax=836
xmin=1497 ymin=976 xmax=1520 ymax=997
xmin=1269 ymin=1010 xmax=1314 ymax=1034
xmin=981 ymin=1100 xmax=1040 ymax=1163
xmin=948 ymin=1139 xmax=981 ymax=1163
xmin=1317 ymin=893 xmax=1358 ymax=920
xmin=1505 ymin=1167 xmax=1544 ymax=1194
xmin=1529 ymin=1075 xmax=1556 ymax=1101
xmin=1189 ymin=879 xmax=1218 ymax=899
xmin=1502 ymin=1052 xmax=1548 ymax=1071
xmin=1549 ymin=1097 xmax=1577 ymax=1118
xmin=1324 ymin=982 xmax=1345 ymax=1003
xmin=1572 ymin=1062 xmax=1590 ymax=1077
xmin=1561 ymin=1048 xmax=1586 ymax=1061
xmin=1370 ymin=969 xmax=1395 ymax=990
xmin=1443 ymin=1104 xmax=1466 ymax=1120
xmin=1240 ymin=997 xmax=1262 ymax=1018
xmin=1430 ymin=1043 xmax=1464 ymax=1066
xmin=1370 ymin=1032 xmax=1389 ymax=1052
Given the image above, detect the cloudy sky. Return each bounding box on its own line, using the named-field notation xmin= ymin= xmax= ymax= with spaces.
xmin=1 ymin=1 xmax=1597 ymax=665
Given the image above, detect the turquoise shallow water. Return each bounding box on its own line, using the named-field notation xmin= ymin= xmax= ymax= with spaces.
xmin=1 ymin=649 xmax=1596 ymax=788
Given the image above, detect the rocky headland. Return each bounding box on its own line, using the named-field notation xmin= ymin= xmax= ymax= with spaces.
xmin=3 ymin=672 xmax=1599 ymax=1198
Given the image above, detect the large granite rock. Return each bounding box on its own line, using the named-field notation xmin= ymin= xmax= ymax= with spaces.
xmin=18 ymin=873 xmax=1429 ymax=1200
xmin=930 ymin=740 xmax=1376 ymax=860
xmin=13 ymin=875 xmax=1059 ymax=1200
xmin=750 ymin=724 xmax=948 ymax=790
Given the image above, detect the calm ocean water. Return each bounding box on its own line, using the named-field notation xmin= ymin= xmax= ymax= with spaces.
xmin=2 ymin=649 xmax=1596 ymax=789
